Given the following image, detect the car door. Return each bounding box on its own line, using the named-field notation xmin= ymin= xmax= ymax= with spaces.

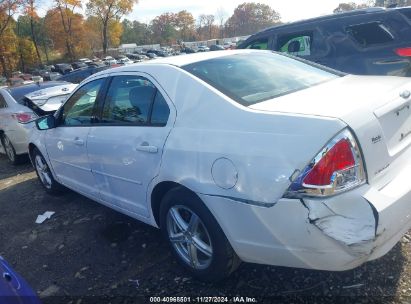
xmin=45 ymin=77 xmax=106 ymax=197
xmin=87 ymin=73 xmax=175 ymax=217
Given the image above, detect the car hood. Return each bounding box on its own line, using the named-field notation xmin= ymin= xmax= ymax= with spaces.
xmin=25 ymin=83 xmax=77 ymax=112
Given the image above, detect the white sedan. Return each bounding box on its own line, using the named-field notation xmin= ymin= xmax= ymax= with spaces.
xmin=29 ymin=50 xmax=411 ymax=281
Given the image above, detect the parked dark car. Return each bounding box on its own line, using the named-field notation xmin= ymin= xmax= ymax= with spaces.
xmin=239 ymin=7 xmax=411 ymax=76
xmin=0 ymin=256 xmax=40 ymax=304
xmin=71 ymin=61 xmax=88 ymax=70
xmin=32 ymin=69 xmax=61 ymax=81
xmin=52 ymin=63 xmax=73 ymax=75
xmin=180 ymin=47 xmax=196 ymax=54
xmin=55 ymin=65 xmax=110 ymax=84
xmin=146 ymin=52 xmax=157 ymax=59
xmin=146 ymin=49 xmax=170 ymax=57
xmin=209 ymin=44 xmax=225 ymax=51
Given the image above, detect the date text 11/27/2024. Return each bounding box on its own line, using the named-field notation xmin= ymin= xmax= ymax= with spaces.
xmin=149 ymin=297 xmax=258 ymax=303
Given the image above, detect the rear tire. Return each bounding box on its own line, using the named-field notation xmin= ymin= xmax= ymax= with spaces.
xmin=160 ymin=187 xmax=240 ymax=282
xmin=1 ymin=134 xmax=23 ymax=165
xmin=32 ymin=148 xmax=64 ymax=195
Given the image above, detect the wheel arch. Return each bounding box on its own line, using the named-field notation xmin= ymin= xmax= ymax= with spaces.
xmin=28 ymin=143 xmax=37 ymax=164
xmin=151 ymin=181 xmax=199 ymax=227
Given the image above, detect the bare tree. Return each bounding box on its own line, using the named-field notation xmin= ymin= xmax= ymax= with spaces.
xmin=215 ymin=7 xmax=227 ymax=38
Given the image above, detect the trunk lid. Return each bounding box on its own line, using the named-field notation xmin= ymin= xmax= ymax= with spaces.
xmin=250 ymin=75 xmax=411 ymax=186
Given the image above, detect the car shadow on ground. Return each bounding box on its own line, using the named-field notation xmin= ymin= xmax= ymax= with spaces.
xmin=0 ymin=175 xmax=408 ymax=303
xmin=0 ymin=154 xmax=33 ymax=180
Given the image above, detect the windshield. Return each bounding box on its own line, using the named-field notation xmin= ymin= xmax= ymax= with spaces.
xmin=183 ymin=52 xmax=340 ymax=106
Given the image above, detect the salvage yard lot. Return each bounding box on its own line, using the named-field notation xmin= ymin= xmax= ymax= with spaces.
xmin=1 ymin=155 xmax=411 ymax=303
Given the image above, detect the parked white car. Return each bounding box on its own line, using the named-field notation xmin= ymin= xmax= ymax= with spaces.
xmin=29 ymin=50 xmax=411 ymax=281
xmin=0 ymin=82 xmax=77 ymax=164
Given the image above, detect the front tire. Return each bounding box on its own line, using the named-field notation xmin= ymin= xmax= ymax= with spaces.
xmin=160 ymin=187 xmax=240 ymax=282
xmin=32 ymin=148 xmax=64 ymax=195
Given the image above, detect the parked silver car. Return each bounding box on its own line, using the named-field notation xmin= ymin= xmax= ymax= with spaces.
xmin=0 ymin=81 xmax=77 ymax=164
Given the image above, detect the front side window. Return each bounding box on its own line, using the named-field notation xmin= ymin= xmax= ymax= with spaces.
xmin=244 ymin=38 xmax=268 ymax=50
xmin=183 ymin=52 xmax=339 ymax=106
xmin=278 ymin=34 xmax=312 ymax=56
xmin=346 ymin=22 xmax=394 ymax=47
xmin=102 ymin=75 xmax=170 ymax=126
xmin=61 ymin=78 xmax=104 ymax=126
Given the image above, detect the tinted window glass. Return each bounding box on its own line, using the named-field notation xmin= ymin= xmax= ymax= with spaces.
xmin=278 ymin=33 xmax=313 ymax=56
xmin=399 ymin=8 xmax=411 ymax=20
xmin=102 ymin=76 xmax=156 ymax=124
xmin=183 ymin=52 xmax=339 ymax=106
xmin=150 ymin=92 xmax=170 ymax=125
xmin=346 ymin=22 xmax=394 ymax=47
xmin=244 ymin=38 xmax=268 ymax=50
xmin=61 ymin=79 xmax=104 ymax=126
xmin=0 ymin=93 xmax=7 ymax=108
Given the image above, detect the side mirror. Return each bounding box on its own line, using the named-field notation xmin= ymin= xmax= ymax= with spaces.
xmin=36 ymin=115 xmax=57 ymax=131
xmin=287 ymin=40 xmax=301 ymax=53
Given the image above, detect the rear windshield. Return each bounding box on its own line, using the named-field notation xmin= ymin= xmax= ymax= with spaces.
xmin=182 ymin=52 xmax=339 ymax=106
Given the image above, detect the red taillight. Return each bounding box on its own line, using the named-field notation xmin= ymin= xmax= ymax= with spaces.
xmin=12 ymin=112 xmax=35 ymax=123
xmin=395 ymin=47 xmax=411 ymax=57
xmin=303 ymin=139 xmax=355 ymax=186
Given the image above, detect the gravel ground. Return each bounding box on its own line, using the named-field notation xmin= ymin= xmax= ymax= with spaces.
xmin=1 ymin=155 xmax=411 ymax=304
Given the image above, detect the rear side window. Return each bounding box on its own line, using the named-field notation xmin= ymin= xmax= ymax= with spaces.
xmin=150 ymin=92 xmax=170 ymax=125
xmin=243 ymin=38 xmax=268 ymax=50
xmin=277 ymin=33 xmax=313 ymax=56
xmin=346 ymin=22 xmax=394 ymax=47
xmin=102 ymin=75 xmax=170 ymax=126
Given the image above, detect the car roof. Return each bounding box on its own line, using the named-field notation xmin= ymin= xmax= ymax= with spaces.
xmin=251 ymin=7 xmax=392 ymax=36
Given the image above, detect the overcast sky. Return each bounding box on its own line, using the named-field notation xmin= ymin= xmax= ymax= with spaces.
xmin=37 ymin=0 xmax=372 ymax=23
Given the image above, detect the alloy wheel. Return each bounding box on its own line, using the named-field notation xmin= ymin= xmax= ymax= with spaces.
xmin=3 ymin=136 xmax=15 ymax=162
xmin=166 ymin=205 xmax=213 ymax=270
xmin=35 ymin=155 xmax=52 ymax=189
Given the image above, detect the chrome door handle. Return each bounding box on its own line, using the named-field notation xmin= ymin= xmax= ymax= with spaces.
xmin=136 ymin=142 xmax=158 ymax=153
xmin=74 ymin=138 xmax=84 ymax=146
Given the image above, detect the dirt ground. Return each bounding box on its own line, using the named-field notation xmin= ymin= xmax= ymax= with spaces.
xmin=1 ymin=155 xmax=411 ymax=304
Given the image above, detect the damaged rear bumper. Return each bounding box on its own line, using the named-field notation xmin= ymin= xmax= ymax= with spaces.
xmin=200 ymin=168 xmax=411 ymax=270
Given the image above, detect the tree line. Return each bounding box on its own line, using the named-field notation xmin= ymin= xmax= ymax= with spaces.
xmin=122 ymin=3 xmax=281 ymax=46
xmin=0 ymin=1 xmax=283 ymax=76
xmin=0 ymin=0 xmax=138 ymax=77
